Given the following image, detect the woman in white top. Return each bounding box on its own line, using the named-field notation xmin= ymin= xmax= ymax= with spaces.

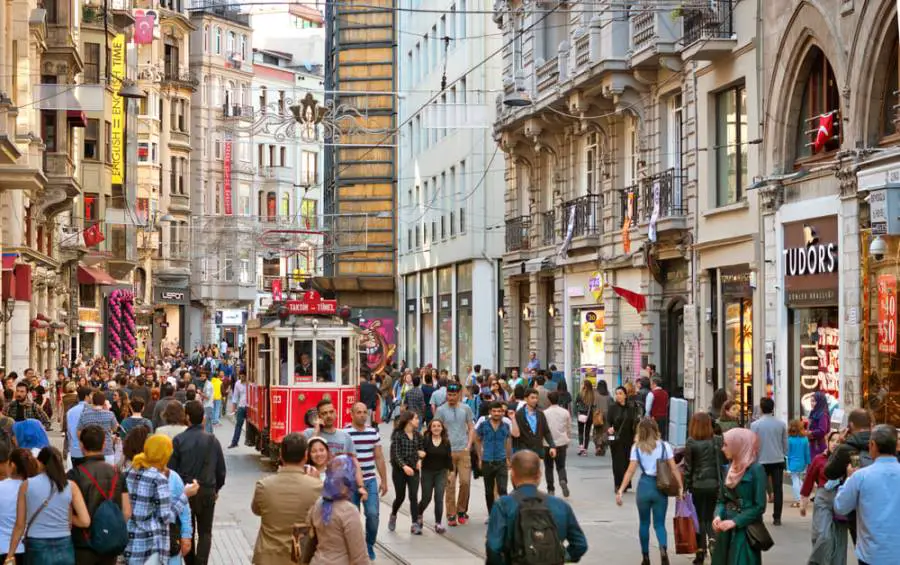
xmin=615 ymin=417 xmax=683 ymax=565
xmin=0 ymin=446 xmax=39 ymax=565
xmin=5 ymin=446 xmax=91 ymax=565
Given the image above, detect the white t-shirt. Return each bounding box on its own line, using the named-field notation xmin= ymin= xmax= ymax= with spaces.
xmin=0 ymin=478 xmax=24 ymax=554
xmin=630 ymin=440 xmax=674 ymax=477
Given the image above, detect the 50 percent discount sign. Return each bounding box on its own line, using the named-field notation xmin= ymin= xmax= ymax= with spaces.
xmin=878 ymin=274 xmax=897 ymax=354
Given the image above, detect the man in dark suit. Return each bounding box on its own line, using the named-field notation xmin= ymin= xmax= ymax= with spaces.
xmin=511 ymin=388 xmax=556 ymax=460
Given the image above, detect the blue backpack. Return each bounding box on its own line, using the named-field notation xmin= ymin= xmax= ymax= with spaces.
xmin=79 ymin=466 xmax=128 ymax=555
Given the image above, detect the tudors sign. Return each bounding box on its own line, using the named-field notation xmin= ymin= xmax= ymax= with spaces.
xmin=783 ymin=216 xmax=839 ymax=306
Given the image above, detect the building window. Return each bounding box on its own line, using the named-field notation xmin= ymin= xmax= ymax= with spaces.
xmin=795 ymin=47 xmax=841 ymax=160
xmin=138 ymin=142 xmax=149 ymax=163
xmin=79 ymin=285 xmax=96 ymax=308
xmin=715 ymin=84 xmax=747 ymax=206
xmin=84 ymin=193 xmax=99 ymax=222
xmin=104 ymin=121 xmax=112 ymax=163
xmin=880 ymin=44 xmax=899 ymax=139
xmin=227 ymin=31 xmax=235 ymax=54
xmin=415 ymin=225 xmax=420 ymax=248
xmin=214 ymin=26 xmax=222 ymax=54
xmin=215 ymin=138 xmax=222 ymax=160
xmin=266 ymin=191 xmax=277 ymax=221
xmin=302 ymin=150 xmax=318 ymax=185
xmin=203 ymin=25 xmax=209 ymax=52
xmin=83 ymin=119 xmax=99 ymax=160
xmin=215 ymin=183 xmax=222 ymax=214
xmin=280 ymin=193 xmax=290 ymax=217
xmin=240 ymin=34 xmax=247 ymax=60
xmin=301 ymin=199 xmax=317 ymax=228
xmin=83 ymin=43 xmax=101 ymax=84
xmin=459 ymin=206 xmax=466 ymax=233
xmin=280 ymin=146 xmax=287 ymax=167
xmin=407 ymin=229 xmax=412 ymax=252
xmin=450 ymin=211 xmax=456 ymax=236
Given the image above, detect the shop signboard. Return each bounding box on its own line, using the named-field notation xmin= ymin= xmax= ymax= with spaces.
xmin=879 ymin=274 xmax=897 ymax=354
xmin=783 ymin=216 xmax=839 ymax=306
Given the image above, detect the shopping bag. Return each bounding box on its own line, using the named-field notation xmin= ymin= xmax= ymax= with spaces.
xmin=673 ymin=516 xmax=698 ymax=555
xmin=676 ymin=492 xmax=700 ymax=533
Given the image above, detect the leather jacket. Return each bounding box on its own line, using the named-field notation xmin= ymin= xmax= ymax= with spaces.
xmin=684 ymin=436 xmax=722 ymax=492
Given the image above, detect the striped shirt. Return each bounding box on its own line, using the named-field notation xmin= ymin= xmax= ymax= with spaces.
xmin=345 ymin=425 xmax=381 ymax=481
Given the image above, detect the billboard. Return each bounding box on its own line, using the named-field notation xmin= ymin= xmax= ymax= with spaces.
xmin=110 ymin=34 xmax=126 ymax=185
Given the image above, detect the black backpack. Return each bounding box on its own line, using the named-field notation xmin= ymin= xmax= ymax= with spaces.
xmin=509 ymin=491 xmax=566 ymax=565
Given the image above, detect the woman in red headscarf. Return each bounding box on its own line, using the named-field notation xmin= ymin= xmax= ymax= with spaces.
xmin=711 ymin=428 xmax=767 ymax=565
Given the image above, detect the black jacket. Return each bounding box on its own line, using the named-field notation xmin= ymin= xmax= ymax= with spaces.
xmin=825 ymin=431 xmax=871 ymax=481
xmin=513 ymin=407 xmax=554 ymax=454
xmin=606 ymin=400 xmax=638 ymax=444
xmin=169 ymin=424 xmax=226 ymax=493
xmin=683 ymin=436 xmax=722 ymax=492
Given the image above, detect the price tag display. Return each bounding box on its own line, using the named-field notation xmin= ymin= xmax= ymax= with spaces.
xmin=878 ymin=275 xmax=897 ymax=354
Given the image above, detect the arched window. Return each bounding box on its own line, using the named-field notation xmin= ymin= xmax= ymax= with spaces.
xmin=795 ymin=47 xmax=841 ymax=160
xmin=280 ymin=193 xmax=290 ymax=217
xmin=203 ymin=25 xmax=209 ymax=52
xmin=214 ymin=27 xmax=222 ymax=54
xmin=202 ymin=75 xmax=209 ymax=105
xmin=240 ymin=34 xmax=247 ymax=60
xmin=227 ymin=31 xmax=235 ymax=54
xmin=225 ymin=81 xmax=234 ymax=108
xmin=880 ymin=43 xmax=899 ymax=139
xmin=266 ymin=192 xmax=277 ymax=221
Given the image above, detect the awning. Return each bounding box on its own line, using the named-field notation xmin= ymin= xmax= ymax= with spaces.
xmin=77 ymin=264 xmax=116 ymax=285
xmin=66 ymin=110 xmax=87 ymax=128
xmin=524 ymin=256 xmax=555 ymax=274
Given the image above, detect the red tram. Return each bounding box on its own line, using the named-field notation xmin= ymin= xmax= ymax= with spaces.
xmin=245 ymin=291 xmax=362 ymax=460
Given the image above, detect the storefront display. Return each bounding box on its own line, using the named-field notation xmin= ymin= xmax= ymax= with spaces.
xmin=783 ymin=216 xmax=840 ymax=419
xmin=720 ymin=266 xmax=753 ymax=421
xmin=405 ymin=276 xmax=417 ymax=366
xmin=578 ymin=308 xmax=605 ymax=386
xmin=456 ymin=263 xmax=473 ymax=372
xmin=437 ymin=267 xmax=453 ymax=371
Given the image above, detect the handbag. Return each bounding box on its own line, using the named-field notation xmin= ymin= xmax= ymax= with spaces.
xmin=635 ymin=442 xmax=680 ymax=497
xmin=592 ymin=409 xmax=604 ymax=427
xmin=291 ymin=523 xmax=318 ymax=565
xmin=746 ymin=521 xmax=774 ymax=552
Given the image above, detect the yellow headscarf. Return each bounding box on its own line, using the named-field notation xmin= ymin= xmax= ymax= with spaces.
xmin=132 ymin=434 xmax=174 ymax=471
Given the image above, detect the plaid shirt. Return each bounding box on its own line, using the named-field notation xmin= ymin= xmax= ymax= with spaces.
xmin=76 ymin=406 xmax=118 ymax=456
xmin=404 ymin=386 xmax=426 ymax=420
xmin=2 ymin=400 xmax=50 ymax=428
xmin=123 ymin=466 xmax=188 ymax=565
xmin=390 ymin=429 xmax=423 ymax=468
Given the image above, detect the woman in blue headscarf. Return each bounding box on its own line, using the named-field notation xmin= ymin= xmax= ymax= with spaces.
xmin=807 ymin=390 xmax=830 ymax=460
xmin=307 ymin=455 xmax=368 ymax=565
xmin=12 ymin=419 xmax=50 ymax=456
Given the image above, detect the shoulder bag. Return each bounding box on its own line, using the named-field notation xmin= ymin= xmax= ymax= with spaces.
xmin=654 ymin=443 xmax=681 ymax=497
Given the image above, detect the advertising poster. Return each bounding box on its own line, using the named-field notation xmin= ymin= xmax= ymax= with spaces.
xmin=110 ymin=34 xmax=126 ymax=185
xmin=799 ymin=323 xmax=840 ymax=416
xmin=878 ymin=274 xmax=897 ymax=354
xmin=579 ymin=308 xmax=606 ymax=384
xmin=360 ymin=318 xmax=397 ymax=375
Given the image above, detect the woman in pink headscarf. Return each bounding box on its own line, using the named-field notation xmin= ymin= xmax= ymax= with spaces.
xmin=711 ymin=428 xmax=766 ymax=565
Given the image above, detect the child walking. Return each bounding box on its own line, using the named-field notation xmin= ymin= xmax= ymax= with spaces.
xmin=786 ymin=418 xmax=810 ymax=507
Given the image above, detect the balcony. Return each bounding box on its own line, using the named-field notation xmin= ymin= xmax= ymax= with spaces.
xmin=637 ymin=168 xmax=688 ymax=234
xmin=222 ymin=103 xmax=253 ymax=120
xmin=194 ymin=5 xmax=250 ymax=26
xmin=505 ymin=216 xmax=532 ymax=253
xmin=541 ymin=210 xmax=556 ymax=247
xmin=630 ymin=4 xmax=680 ymax=68
xmin=681 ymin=0 xmax=737 ymax=62
xmin=534 ymin=59 xmax=559 ymax=98
xmin=42 ymin=151 xmax=81 ymax=208
xmin=168 ymin=193 xmax=190 ymax=212
xmin=168 ymin=130 xmax=190 ymax=149
xmin=260 ymin=166 xmax=293 ymax=183
xmin=560 ymin=194 xmax=601 ymax=243
xmin=161 ymin=68 xmax=199 ymax=92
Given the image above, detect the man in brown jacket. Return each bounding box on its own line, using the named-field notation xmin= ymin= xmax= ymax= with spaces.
xmin=251 ymin=433 xmax=323 ymax=565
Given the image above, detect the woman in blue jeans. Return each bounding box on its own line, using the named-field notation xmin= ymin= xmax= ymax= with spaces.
xmin=616 ymin=418 xmax=683 ymax=565
xmin=5 ymin=447 xmax=92 ymax=565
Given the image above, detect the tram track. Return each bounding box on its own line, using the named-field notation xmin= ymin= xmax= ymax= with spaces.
xmin=375 ymin=498 xmax=486 ymax=563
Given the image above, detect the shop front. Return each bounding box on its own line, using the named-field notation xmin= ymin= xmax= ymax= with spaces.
xmin=215 ymin=308 xmax=247 ymax=350
xmin=154 ymin=286 xmax=189 ymax=355
xmin=568 ymin=271 xmax=607 ymax=388
xmin=718 ymin=265 xmax=755 ymax=421
xmin=782 ymin=216 xmax=840 ymax=419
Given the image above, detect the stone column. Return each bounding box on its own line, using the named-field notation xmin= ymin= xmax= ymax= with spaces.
xmin=759 ymin=182 xmax=785 ymax=416
xmin=529 ymin=273 xmax=547 ymax=364
xmin=838 ymin=167 xmax=862 ymax=411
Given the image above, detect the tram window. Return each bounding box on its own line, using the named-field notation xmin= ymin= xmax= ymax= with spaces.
xmin=316 ymin=340 xmax=336 ymax=383
xmin=294 ymin=340 xmax=314 ymax=382
xmin=278 ymin=337 xmax=289 ymax=386
xmin=341 ymin=337 xmax=352 ymax=386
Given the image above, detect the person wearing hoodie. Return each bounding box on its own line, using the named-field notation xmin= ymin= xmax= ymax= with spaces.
xmin=824 ymin=408 xmax=872 ymax=546
xmin=806 ymin=391 xmax=831 ymax=460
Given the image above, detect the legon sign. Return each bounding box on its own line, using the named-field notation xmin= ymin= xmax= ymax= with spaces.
xmin=783 ymin=216 xmax=839 ymax=306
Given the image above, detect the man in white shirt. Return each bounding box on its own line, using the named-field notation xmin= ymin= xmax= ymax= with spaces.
xmin=197 ymin=371 xmax=215 ymax=433
xmin=228 ymin=374 xmax=248 ymax=448
xmin=543 ymin=391 xmax=572 ymax=497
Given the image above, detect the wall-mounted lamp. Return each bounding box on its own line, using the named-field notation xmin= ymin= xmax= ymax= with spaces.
xmin=498 ymin=307 xmax=505 ymax=319
xmin=522 ymin=306 xmax=531 ymax=320
xmin=548 ymin=304 xmax=557 ymax=318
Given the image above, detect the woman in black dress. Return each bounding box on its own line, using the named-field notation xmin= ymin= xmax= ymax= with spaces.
xmin=606 ymin=385 xmax=639 ymax=492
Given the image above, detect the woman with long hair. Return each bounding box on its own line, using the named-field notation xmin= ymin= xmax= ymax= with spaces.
xmin=124 ymin=434 xmax=197 ymax=565
xmin=709 ymin=388 xmax=729 ymax=421
xmin=0 ymin=447 xmax=39 ymax=565
xmin=592 ymin=380 xmax=612 ymax=456
xmin=716 ymin=400 xmax=741 ymax=435
xmin=417 ymin=418 xmax=452 ymax=533
xmin=307 ymin=437 xmax=331 ymax=477
xmin=307 ymin=456 xmax=368 ymax=565
xmin=683 ymin=412 xmax=722 ymax=564
xmin=806 ymin=390 xmax=830 ymax=459
xmin=616 ymin=418 xmax=683 ymax=565
xmin=711 ymin=428 xmax=766 ymax=565
xmin=804 ymin=431 xmax=848 ymax=565
xmin=575 ymin=380 xmax=596 ymax=456
xmin=606 ymin=386 xmax=639 ymax=492
xmin=388 ymin=410 xmax=423 ymax=534
xmin=5 ymin=447 xmax=91 ymax=565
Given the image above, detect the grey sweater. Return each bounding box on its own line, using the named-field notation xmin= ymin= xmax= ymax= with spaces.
xmin=750 ymin=415 xmax=788 ymax=465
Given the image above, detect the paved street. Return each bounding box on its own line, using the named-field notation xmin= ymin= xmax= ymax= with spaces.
xmin=211 ymin=416 xmax=860 ymax=565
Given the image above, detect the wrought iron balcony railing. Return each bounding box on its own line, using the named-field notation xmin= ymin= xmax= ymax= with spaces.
xmin=505 ymin=216 xmax=531 ymax=252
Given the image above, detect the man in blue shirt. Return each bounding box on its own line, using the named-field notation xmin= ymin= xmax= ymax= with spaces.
xmin=486 ymin=450 xmax=587 ymax=564
xmin=476 ymin=401 xmax=517 ymax=513
xmin=526 ymin=352 xmax=540 ymax=371
xmin=834 ymin=424 xmax=900 ymax=565
xmin=66 ymin=386 xmax=91 ymax=467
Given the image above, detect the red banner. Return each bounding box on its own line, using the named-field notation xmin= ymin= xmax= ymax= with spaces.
xmin=223 ymin=138 xmax=233 ymax=215
xmin=284 ymin=290 xmax=337 ymax=315
xmin=879 ymin=274 xmax=897 ymax=354
xmin=271 ymin=278 xmax=282 ymax=302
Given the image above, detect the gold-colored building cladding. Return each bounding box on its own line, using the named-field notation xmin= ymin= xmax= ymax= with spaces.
xmin=319 ymin=0 xmax=396 ymax=311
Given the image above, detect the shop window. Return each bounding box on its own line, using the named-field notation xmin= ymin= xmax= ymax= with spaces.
xmin=795 ymin=47 xmax=841 ymax=161
xmin=789 ymin=308 xmax=839 ymax=420
xmin=79 ymin=284 xmax=96 ymax=308
xmin=438 ymin=266 xmax=453 ymax=371
xmin=724 ymin=299 xmax=753 ymax=422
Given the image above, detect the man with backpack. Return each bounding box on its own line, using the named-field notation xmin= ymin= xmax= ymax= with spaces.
xmin=485 ymin=450 xmax=587 ymax=564
xmin=825 ymin=408 xmax=873 ymax=544
xmin=68 ymin=424 xmax=132 ymax=564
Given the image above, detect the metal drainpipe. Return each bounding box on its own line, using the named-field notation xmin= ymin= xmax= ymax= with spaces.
xmin=692 ymin=63 xmax=702 ymax=409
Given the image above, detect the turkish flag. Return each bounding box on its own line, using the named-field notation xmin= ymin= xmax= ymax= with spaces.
xmin=612 ymin=286 xmax=647 ymax=314
xmin=83 ymin=224 xmax=105 ymax=247
xmin=813 ymin=113 xmax=835 ymax=153
xmin=134 ymin=11 xmax=156 ymax=45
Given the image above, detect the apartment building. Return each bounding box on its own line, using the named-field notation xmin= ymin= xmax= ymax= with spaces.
xmin=397 ymin=0 xmax=505 ymax=374
xmin=494 ymin=0 xmax=761 ymax=410
xmin=189 ymin=4 xmax=254 ymax=349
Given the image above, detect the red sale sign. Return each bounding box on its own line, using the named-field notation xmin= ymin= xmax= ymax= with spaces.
xmin=878 ymin=274 xmax=897 ymax=354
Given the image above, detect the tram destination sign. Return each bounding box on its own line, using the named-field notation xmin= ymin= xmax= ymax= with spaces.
xmin=284 ymin=291 xmax=338 ymax=315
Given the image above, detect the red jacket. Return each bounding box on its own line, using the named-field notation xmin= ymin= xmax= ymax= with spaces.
xmin=650 ymin=388 xmax=669 ymax=419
